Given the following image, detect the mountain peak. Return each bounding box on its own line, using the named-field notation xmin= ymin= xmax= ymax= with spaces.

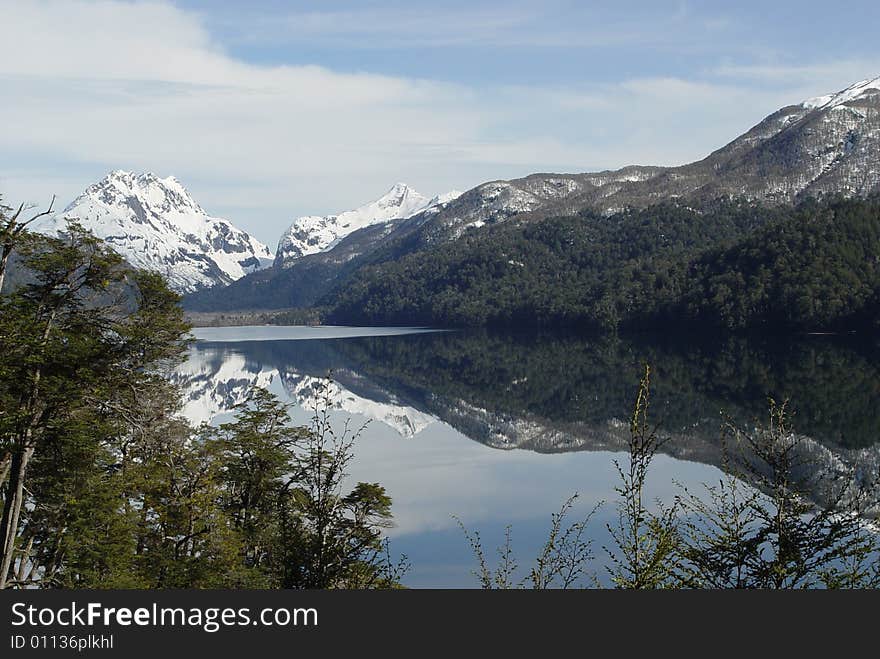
xmin=34 ymin=171 xmax=272 ymax=293
xmin=100 ymin=169 xmax=186 ymax=188
xmin=76 ymin=170 xmax=204 ymax=220
xmin=374 ymin=182 xmax=427 ymax=213
xmin=274 ymin=183 xmax=456 ymax=266
xmin=428 ymin=190 xmax=464 ymax=206
xmin=802 ymin=75 xmax=880 ymax=110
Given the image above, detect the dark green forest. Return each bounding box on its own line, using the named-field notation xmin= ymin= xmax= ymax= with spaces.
xmin=325 ymin=196 xmax=880 ymax=331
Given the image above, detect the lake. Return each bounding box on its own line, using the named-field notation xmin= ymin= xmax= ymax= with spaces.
xmin=176 ymin=326 xmax=880 ymax=587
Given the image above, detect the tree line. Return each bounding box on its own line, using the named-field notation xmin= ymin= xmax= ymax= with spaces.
xmin=324 ymin=196 xmax=880 ymax=332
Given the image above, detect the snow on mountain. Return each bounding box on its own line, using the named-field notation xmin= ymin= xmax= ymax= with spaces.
xmin=274 ymin=183 xmax=461 ymax=266
xmin=413 ymin=180 xmax=548 ymax=242
xmin=802 ymin=75 xmax=880 ymax=110
xmin=32 ymin=170 xmax=273 ymax=293
xmin=427 ymin=189 xmax=464 ymax=207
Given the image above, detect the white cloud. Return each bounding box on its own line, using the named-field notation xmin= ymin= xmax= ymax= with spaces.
xmin=0 ymin=1 xmax=874 ymax=246
xmin=207 ymin=1 xmax=738 ymax=51
xmin=711 ymin=60 xmax=880 ymax=90
xmin=1 ymin=1 xmax=497 ymax=240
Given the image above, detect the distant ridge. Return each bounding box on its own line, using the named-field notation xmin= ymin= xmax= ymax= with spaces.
xmin=180 ymin=74 xmax=880 ymax=312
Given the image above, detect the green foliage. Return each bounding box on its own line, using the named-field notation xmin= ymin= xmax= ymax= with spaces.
xmin=266 ymin=307 xmax=325 ymax=326
xmin=0 ymin=219 xmax=402 ymax=589
xmin=324 ymin=196 xmax=880 ymax=332
xmin=132 ymin=422 xmax=248 ymax=588
xmin=323 ymin=199 xmax=779 ymax=327
xmin=682 ymin=196 xmax=880 ymax=330
xmin=200 ymin=383 xmax=406 ymax=589
xmin=0 ymin=222 xmax=193 ymax=588
xmin=212 ymin=388 xmax=308 ymax=577
xmin=185 ymin=307 xmax=325 ymax=328
xmin=459 ymin=366 xmax=879 ymax=589
xmin=273 ymin=381 xmax=405 ymax=588
xmin=677 ymin=400 xmax=880 ymax=588
xmin=457 ymin=494 xmax=599 ymax=589
xmin=604 ymin=366 xmax=682 ymax=588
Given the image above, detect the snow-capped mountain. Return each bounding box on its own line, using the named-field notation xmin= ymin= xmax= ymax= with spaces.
xmin=33 ymin=171 xmax=273 ymax=293
xmin=175 ymin=347 xmax=277 ymax=425
xmin=802 ymin=75 xmax=880 ymax=110
xmin=274 ymin=183 xmax=461 ymax=266
xmin=390 ymin=74 xmax=880 ymax=239
xmin=425 ymin=189 xmax=465 ymax=208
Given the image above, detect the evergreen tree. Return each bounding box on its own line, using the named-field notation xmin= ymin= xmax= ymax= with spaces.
xmin=0 ymin=222 xmax=190 ymax=588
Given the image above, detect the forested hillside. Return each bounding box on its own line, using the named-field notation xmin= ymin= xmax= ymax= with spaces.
xmin=680 ymin=197 xmax=880 ymax=330
xmin=324 ymin=196 xmax=880 ymax=332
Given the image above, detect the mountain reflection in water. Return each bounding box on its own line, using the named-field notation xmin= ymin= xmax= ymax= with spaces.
xmin=175 ymin=327 xmax=880 ymax=586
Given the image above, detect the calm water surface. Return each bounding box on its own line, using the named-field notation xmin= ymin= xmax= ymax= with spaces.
xmin=177 ymin=326 xmax=880 ymax=587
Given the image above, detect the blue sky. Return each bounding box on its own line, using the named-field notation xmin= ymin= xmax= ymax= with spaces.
xmin=2 ymin=0 xmax=880 ymax=246
xmin=182 ymin=1 xmax=879 ymax=84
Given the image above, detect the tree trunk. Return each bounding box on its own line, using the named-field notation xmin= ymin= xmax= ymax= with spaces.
xmin=0 ymin=244 xmax=10 ymax=295
xmin=14 ymin=535 xmax=34 ymax=584
xmin=0 ymin=452 xmax=11 ymax=489
xmin=0 ymin=443 xmax=34 ymax=589
xmin=0 ymin=355 xmax=46 ymax=589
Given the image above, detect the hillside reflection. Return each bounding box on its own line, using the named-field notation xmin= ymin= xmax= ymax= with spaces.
xmin=329 ymin=330 xmax=880 ymax=451
xmin=180 ymin=330 xmax=880 ymax=486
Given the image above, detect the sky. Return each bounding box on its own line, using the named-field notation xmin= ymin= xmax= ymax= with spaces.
xmin=2 ymin=0 xmax=880 ymax=247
